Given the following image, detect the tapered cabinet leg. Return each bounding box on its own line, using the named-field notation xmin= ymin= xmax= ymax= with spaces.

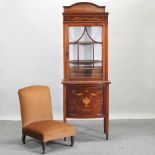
xmin=70 ymin=136 xmax=74 ymax=146
xmin=106 ymin=133 xmax=109 ymax=140
xmin=104 ymin=118 xmax=106 ymax=134
xmin=105 ymin=116 xmax=109 ymax=140
xmin=42 ymin=142 xmax=46 ymax=154
xmin=105 ymin=85 xmax=109 ymax=140
xmin=63 ymin=85 xmax=67 ymax=143
xmin=22 ymin=132 xmax=26 ymax=144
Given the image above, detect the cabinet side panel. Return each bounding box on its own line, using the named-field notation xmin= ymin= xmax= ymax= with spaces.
xmin=63 ymin=24 xmax=69 ymax=80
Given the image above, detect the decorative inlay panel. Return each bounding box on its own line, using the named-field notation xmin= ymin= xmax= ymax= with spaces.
xmin=64 ymin=15 xmax=108 ymax=23
xmin=66 ymin=86 xmax=104 ymax=117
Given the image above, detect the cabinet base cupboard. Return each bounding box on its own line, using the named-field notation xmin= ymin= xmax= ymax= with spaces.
xmin=62 ymin=2 xmax=111 ymax=140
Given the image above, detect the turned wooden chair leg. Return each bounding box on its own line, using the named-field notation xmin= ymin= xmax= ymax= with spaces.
xmin=22 ymin=132 xmax=26 ymax=144
xmin=64 ymin=137 xmax=66 ymax=141
xmin=42 ymin=142 xmax=46 ymax=154
xmin=70 ymin=136 xmax=74 ymax=146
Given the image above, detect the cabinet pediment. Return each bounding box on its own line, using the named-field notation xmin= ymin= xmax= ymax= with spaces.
xmin=63 ymin=2 xmax=106 ymax=14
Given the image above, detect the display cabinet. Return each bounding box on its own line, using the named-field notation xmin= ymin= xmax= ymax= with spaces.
xmin=62 ymin=2 xmax=110 ymax=139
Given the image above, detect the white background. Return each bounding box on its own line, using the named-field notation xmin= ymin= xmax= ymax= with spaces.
xmin=0 ymin=0 xmax=155 ymax=120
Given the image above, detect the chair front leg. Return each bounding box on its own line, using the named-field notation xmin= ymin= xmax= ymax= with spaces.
xmin=22 ymin=132 xmax=26 ymax=144
xmin=42 ymin=142 xmax=46 ymax=154
xmin=70 ymin=136 xmax=74 ymax=146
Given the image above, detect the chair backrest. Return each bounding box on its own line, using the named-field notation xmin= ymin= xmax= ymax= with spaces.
xmin=18 ymin=86 xmax=53 ymax=128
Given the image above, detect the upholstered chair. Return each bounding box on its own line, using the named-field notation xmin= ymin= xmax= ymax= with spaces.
xmin=18 ymin=86 xmax=76 ymax=154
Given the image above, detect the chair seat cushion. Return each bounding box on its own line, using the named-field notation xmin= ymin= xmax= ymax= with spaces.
xmin=23 ymin=120 xmax=76 ymax=142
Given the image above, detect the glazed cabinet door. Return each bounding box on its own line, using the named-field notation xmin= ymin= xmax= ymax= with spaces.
xmin=69 ymin=26 xmax=103 ymax=80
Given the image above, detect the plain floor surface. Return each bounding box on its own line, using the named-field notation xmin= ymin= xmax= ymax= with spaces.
xmin=0 ymin=120 xmax=155 ymax=155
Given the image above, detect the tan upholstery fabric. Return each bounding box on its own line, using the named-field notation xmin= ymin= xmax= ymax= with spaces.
xmin=18 ymin=86 xmax=53 ymax=127
xmin=23 ymin=120 xmax=76 ymax=142
xmin=18 ymin=85 xmax=76 ymax=143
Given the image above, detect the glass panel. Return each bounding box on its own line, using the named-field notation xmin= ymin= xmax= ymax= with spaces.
xmin=69 ymin=26 xmax=103 ymax=79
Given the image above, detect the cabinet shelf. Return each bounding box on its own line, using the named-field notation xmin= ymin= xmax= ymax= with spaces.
xmin=69 ymin=60 xmax=102 ymax=64
xmin=69 ymin=41 xmax=102 ymax=45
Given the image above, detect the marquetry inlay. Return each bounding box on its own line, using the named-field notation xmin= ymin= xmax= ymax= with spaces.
xmin=90 ymin=93 xmax=97 ymax=96
xmin=64 ymin=15 xmax=108 ymax=23
xmin=76 ymin=93 xmax=83 ymax=96
xmin=82 ymin=97 xmax=91 ymax=107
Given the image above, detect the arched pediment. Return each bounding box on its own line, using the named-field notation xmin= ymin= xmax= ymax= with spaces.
xmin=64 ymin=2 xmax=106 ymax=13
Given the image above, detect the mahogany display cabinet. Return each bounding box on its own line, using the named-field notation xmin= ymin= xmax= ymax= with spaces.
xmin=62 ymin=2 xmax=111 ymax=140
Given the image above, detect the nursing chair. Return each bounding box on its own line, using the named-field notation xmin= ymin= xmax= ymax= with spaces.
xmin=18 ymin=86 xmax=76 ymax=154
